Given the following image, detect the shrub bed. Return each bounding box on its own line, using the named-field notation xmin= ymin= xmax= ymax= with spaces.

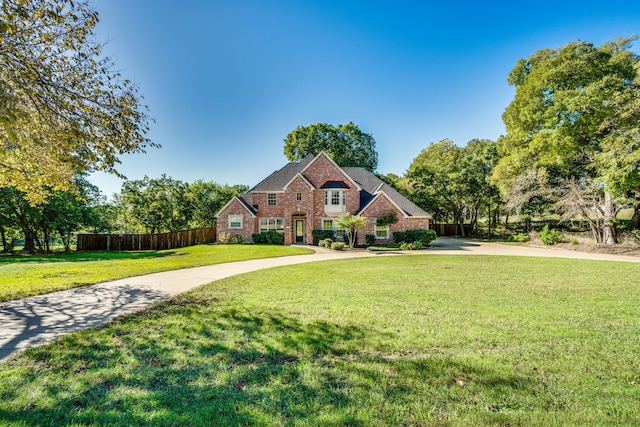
xmin=393 ymin=229 xmax=436 ymax=245
xmin=251 ymin=231 xmax=284 ymax=245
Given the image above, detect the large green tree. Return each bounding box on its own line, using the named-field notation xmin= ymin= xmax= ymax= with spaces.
xmin=0 ymin=176 xmax=102 ymax=253
xmin=283 ymin=122 xmax=378 ymax=171
xmin=407 ymin=139 xmax=498 ymax=236
xmin=186 ymin=180 xmax=248 ymax=229
xmin=1 ymin=0 xmax=155 ymax=204
xmin=121 ymin=175 xmax=190 ymax=234
xmin=494 ymin=37 xmax=640 ymax=244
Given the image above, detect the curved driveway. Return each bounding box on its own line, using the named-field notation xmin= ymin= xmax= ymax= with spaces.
xmin=1 ymin=238 xmax=637 ymax=361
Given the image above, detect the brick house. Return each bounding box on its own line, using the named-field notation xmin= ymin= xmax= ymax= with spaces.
xmin=216 ymin=152 xmax=431 ymax=245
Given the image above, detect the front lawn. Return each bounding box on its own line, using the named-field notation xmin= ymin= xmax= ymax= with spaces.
xmin=1 ymin=255 xmax=639 ymax=425
xmin=0 ymin=244 xmax=312 ymax=302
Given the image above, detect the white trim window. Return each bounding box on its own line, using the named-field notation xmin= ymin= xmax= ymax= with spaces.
xmin=260 ymin=218 xmax=284 ymax=233
xmin=229 ymin=215 xmax=243 ymax=229
xmin=324 ymin=190 xmax=346 ymax=213
xmin=323 ymin=218 xmax=345 ymax=238
xmin=375 ymin=219 xmax=389 ymax=239
xmin=268 ymin=193 xmax=277 ymax=206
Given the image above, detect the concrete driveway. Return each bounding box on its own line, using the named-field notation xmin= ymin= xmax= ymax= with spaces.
xmin=1 ymin=239 xmax=637 ymax=361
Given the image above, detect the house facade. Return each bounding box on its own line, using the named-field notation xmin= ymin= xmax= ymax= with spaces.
xmin=216 ymin=152 xmax=430 ymax=245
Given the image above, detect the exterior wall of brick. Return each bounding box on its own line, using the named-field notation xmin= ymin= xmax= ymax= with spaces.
xmin=251 ymin=192 xmax=286 ymax=219
xmin=216 ymin=198 xmax=256 ymax=243
xmin=282 ymin=175 xmax=315 ymax=244
xmin=301 ymin=153 xmax=360 ymax=231
xmin=358 ymin=194 xmax=430 ymax=245
xmin=216 ymin=153 xmax=430 ymax=246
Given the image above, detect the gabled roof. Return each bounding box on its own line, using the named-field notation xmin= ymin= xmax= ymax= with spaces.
xmin=249 ymin=154 xmax=315 ymax=192
xmin=300 ymin=151 xmax=362 ymax=191
xmin=219 ymin=152 xmax=430 ymax=219
xmin=283 ymin=172 xmax=315 ymax=191
xmin=215 ymin=196 xmax=257 ymax=218
xmin=342 ymin=167 xmax=430 ymax=218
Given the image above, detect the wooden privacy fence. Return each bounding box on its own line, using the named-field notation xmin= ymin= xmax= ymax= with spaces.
xmin=429 ymin=223 xmax=471 ymax=237
xmin=77 ymin=227 xmax=217 ymax=251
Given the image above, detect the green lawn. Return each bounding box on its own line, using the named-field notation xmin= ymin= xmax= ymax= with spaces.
xmin=0 ymin=244 xmax=312 ymax=302
xmin=1 ymin=255 xmax=639 ymax=426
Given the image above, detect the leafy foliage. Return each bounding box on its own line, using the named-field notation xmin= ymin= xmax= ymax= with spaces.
xmin=507 ymin=233 xmax=530 ymax=243
xmin=283 ymin=122 xmax=378 ymax=171
xmin=393 ymin=229 xmax=436 ymax=245
xmin=330 ymin=241 xmax=345 ymax=251
xmin=374 ymin=211 xmax=398 ymax=227
xmin=312 ymin=230 xmax=335 ymax=246
xmin=539 ymin=225 xmax=563 ymax=245
xmin=494 ymin=37 xmax=640 ymax=244
xmin=0 ymin=176 xmax=103 ymax=253
xmin=252 ymin=231 xmax=284 ymax=245
xmin=121 ymin=175 xmax=190 ymax=234
xmin=407 ymin=139 xmax=499 ymax=235
xmin=335 ymin=213 xmax=365 ymax=250
xmin=0 ymin=0 xmax=155 ymax=204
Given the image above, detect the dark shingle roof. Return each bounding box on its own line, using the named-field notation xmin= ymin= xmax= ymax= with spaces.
xmin=320 ymin=181 xmax=349 ymax=189
xmin=239 ymin=153 xmax=429 ymax=218
xmin=342 ymin=167 xmax=429 ymax=217
xmin=249 ymin=154 xmax=314 ymax=192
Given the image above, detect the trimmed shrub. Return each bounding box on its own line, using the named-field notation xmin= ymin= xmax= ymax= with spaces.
xmin=331 ymin=242 xmax=345 ymax=251
xmin=218 ymin=232 xmax=231 ymax=243
xmin=394 ymin=229 xmax=436 ymax=245
xmin=251 ymin=231 xmax=284 ymax=245
xmin=252 ymin=233 xmax=267 ymax=244
xmin=365 ymin=234 xmax=376 ymax=246
xmin=539 ymin=225 xmax=562 ymax=245
xmin=320 ymin=238 xmax=333 ymax=248
xmin=392 ymin=231 xmax=407 ymax=244
xmin=312 ymin=230 xmax=335 ymax=246
xmin=265 ymin=230 xmax=284 ymax=245
xmin=233 ymin=234 xmax=243 ymax=244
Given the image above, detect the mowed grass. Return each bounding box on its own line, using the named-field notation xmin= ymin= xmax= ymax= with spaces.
xmin=1 ymin=255 xmax=640 ymax=426
xmin=0 ymin=244 xmax=312 ymax=302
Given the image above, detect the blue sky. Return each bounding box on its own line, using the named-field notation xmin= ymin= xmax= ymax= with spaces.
xmin=90 ymin=1 xmax=640 ymax=197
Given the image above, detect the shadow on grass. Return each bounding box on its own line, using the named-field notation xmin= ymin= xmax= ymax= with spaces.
xmin=0 ymin=250 xmax=180 ymax=264
xmin=0 ymin=285 xmax=171 ymax=361
xmin=0 ymin=294 xmax=554 ymax=426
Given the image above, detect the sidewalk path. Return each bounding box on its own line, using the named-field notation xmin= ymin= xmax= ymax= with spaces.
xmin=1 ymin=239 xmax=638 ymax=361
xmin=0 ymin=248 xmax=372 ymax=361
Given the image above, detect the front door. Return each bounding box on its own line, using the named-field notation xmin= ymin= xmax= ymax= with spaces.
xmin=295 ymin=220 xmax=305 ymax=243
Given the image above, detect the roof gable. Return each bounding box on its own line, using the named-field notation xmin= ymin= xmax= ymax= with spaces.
xmin=215 ymin=196 xmax=257 ymax=218
xmin=283 ymin=172 xmax=315 ymax=190
xmin=342 ymin=167 xmax=430 ymax=218
xmin=300 ymin=151 xmax=362 ymax=191
xmin=249 ymin=154 xmax=314 ymax=192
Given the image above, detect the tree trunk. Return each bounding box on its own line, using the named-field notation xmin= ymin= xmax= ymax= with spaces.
xmin=627 ymin=206 xmax=640 ymax=231
xmin=602 ymin=191 xmax=618 ymax=245
xmin=487 ymin=201 xmax=492 ymax=239
xmin=23 ymin=228 xmax=36 ymax=254
xmin=44 ymin=229 xmax=51 ymax=253
xmin=0 ymin=226 xmax=6 ymax=252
